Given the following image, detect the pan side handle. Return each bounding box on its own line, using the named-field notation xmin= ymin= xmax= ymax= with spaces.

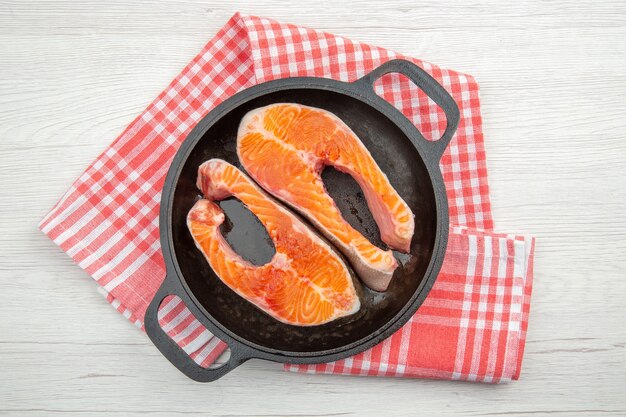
xmin=144 ymin=277 xmax=250 ymax=382
xmin=356 ymin=59 xmax=460 ymax=162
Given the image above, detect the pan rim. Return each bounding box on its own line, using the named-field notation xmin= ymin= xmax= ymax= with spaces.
xmin=159 ymin=76 xmax=449 ymax=362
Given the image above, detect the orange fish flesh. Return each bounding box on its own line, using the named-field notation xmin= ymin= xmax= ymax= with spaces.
xmin=237 ymin=104 xmax=415 ymax=291
xmin=187 ymin=159 xmax=360 ymax=326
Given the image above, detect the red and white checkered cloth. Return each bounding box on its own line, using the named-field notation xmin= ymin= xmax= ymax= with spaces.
xmin=39 ymin=13 xmax=535 ymax=382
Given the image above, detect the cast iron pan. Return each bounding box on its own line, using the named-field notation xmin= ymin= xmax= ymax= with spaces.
xmin=144 ymin=59 xmax=460 ymax=382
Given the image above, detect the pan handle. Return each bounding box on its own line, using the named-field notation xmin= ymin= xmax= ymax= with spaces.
xmin=144 ymin=276 xmax=251 ymax=382
xmin=356 ymin=59 xmax=460 ymax=161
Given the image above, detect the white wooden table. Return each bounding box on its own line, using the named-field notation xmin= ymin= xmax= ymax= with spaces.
xmin=2 ymin=1 xmax=625 ymax=416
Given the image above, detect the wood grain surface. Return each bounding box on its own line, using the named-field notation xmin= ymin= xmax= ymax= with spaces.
xmin=1 ymin=1 xmax=625 ymax=416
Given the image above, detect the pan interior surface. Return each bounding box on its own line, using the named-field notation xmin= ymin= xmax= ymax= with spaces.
xmin=171 ymin=88 xmax=437 ymax=354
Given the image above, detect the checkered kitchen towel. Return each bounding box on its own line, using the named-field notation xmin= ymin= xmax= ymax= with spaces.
xmin=39 ymin=13 xmax=535 ymax=383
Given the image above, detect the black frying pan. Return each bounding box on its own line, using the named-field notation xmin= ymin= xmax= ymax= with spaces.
xmin=144 ymin=59 xmax=460 ymax=382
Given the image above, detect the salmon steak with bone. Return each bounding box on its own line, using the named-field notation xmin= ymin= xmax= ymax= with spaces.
xmin=237 ymin=103 xmax=415 ymax=292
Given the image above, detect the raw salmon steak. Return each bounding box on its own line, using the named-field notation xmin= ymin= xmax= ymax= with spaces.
xmin=187 ymin=159 xmax=360 ymax=326
xmin=237 ymin=104 xmax=415 ymax=292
